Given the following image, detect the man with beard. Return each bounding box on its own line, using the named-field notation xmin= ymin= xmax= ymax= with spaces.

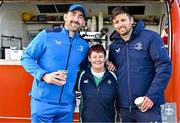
xmin=21 ymin=4 xmax=89 ymax=123
xmin=109 ymin=6 xmax=172 ymax=122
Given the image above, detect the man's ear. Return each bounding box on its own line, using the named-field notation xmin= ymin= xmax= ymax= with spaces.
xmin=83 ymin=20 xmax=85 ymax=26
xmin=130 ymin=17 xmax=134 ymax=25
xmin=63 ymin=14 xmax=67 ymax=21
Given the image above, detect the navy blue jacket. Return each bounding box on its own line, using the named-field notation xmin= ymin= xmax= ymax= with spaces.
xmin=109 ymin=21 xmax=172 ymax=109
xmin=79 ymin=68 xmax=117 ymax=122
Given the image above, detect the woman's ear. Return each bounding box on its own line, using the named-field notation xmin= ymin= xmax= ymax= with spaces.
xmin=88 ymin=56 xmax=91 ymax=62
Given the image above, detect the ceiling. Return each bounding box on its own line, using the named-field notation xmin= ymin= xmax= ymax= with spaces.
xmin=2 ymin=0 xmax=163 ymax=3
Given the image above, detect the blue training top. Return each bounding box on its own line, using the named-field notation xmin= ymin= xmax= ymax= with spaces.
xmin=21 ymin=27 xmax=89 ymax=104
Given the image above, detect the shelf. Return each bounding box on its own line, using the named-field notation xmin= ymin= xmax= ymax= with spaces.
xmin=24 ymin=21 xmax=158 ymax=26
xmin=24 ymin=21 xmax=64 ymax=24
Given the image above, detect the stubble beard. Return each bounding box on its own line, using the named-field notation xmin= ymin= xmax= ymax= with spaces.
xmin=120 ymin=27 xmax=132 ymax=36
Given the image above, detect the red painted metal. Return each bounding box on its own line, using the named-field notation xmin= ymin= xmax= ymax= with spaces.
xmin=165 ymin=0 xmax=180 ymax=121
xmin=0 ymin=65 xmax=32 ymax=122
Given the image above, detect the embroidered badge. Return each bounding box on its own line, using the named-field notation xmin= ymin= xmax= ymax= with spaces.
xmin=78 ymin=45 xmax=84 ymax=52
xmin=108 ymin=80 xmax=112 ymax=85
xmin=84 ymin=79 xmax=88 ymax=83
xmin=115 ymin=48 xmax=120 ymax=53
xmin=134 ymin=42 xmax=143 ymax=50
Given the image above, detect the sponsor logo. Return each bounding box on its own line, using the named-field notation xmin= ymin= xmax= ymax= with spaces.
xmin=55 ymin=40 xmax=62 ymax=45
xmin=115 ymin=48 xmax=120 ymax=53
xmin=83 ymin=79 xmax=88 ymax=83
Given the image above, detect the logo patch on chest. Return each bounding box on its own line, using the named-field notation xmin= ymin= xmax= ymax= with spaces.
xmin=134 ymin=42 xmax=143 ymax=50
xmin=55 ymin=40 xmax=62 ymax=45
xmin=77 ymin=45 xmax=84 ymax=52
xmin=83 ymin=79 xmax=89 ymax=84
xmin=115 ymin=48 xmax=120 ymax=53
xmin=108 ymin=79 xmax=112 ymax=85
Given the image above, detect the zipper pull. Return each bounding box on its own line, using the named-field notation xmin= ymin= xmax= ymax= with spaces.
xmin=126 ymin=42 xmax=128 ymax=46
xmin=129 ymin=106 xmax=132 ymax=112
xmin=97 ymin=87 xmax=100 ymax=92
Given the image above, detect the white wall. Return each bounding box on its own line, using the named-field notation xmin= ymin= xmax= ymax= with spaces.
xmin=0 ymin=3 xmax=39 ymax=49
xmin=0 ymin=2 xmax=164 ymax=50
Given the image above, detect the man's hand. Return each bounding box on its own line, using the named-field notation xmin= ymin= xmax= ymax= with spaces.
xmin=140 ymin=96 xmax=154 ymax=112
xmin=106 ymin=61 xmax=116 ymax=71
xmin=42 ymin=71 xmax=67 ymax=86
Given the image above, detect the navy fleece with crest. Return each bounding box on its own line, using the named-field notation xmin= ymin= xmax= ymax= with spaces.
xmin=109 ymin=21 xmax=172 ymax=108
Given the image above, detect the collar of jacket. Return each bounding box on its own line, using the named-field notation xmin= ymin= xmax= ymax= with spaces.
xmin=62 ymin=27 xmax=80 ymax=39
xmin=110 ymin=20 xmax=144 ymax=42
xmin=83 ymin=68 xmax=112 ymax=81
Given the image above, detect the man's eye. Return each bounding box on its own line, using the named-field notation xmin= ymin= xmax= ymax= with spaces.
xmin=70 ymin=12 xmax=76 ymax=16
xmin=115 ymin=21 xmax=119 ymax=24
xmin=121 ymin=19 xmax=127 ymax=22
xmin=79 ymin=16 xmax=84 ymax=20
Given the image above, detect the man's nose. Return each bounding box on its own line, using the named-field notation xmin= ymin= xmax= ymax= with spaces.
xmin=73 ymin=15 xmax=79 ymax=21
xmin=96 ymin=57 xmax=101 ymax=61
xmin=118 ymin=21 xmax=124 ymax=26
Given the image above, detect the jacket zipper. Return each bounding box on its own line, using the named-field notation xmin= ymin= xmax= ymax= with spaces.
xmin=91 ymin=76 xmax=101 ymax=92
xmin=126 ymin=42 xmax=132 ymax=112
xmin=65 ymin=38 xmax=73 ymax=69
xmin=87 ymin=73 xmax=106 ymax=93
xmin=59 ymin=37 xmax=73 ymax=103
xmin=95 ymin=71 xmax=109 ymax=92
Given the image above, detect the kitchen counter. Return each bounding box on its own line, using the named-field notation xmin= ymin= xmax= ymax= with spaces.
xmin=0 ymin=59 xmax=21 ymax=65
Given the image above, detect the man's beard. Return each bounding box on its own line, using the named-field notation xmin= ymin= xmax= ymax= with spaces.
xmin=120 ymin=27 xmax=132 ymax=36
xmin=70 ymin=21 xmax=81 ymax=32
xmin=70 ymin=21 xmax=80 ymax=27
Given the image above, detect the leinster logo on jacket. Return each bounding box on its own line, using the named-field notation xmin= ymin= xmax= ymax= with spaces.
xmin=134 ymin=42 xmax=143 ymax=50
xmin=77 ymin=45 xmax=84 ymax=52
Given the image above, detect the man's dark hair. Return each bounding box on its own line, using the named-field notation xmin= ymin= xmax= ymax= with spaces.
xmin=111 ymin=6 xmax=131 ymax=19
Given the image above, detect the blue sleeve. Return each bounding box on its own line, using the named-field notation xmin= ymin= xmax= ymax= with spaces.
xmin=21 ymin=30 xmax=48 ymax=81
xmin=145 ymin=33 xmax=172 ymax=103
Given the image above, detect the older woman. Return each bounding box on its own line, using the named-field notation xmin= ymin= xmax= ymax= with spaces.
xmin=78 ymin=44 xmax=117 ymax=122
